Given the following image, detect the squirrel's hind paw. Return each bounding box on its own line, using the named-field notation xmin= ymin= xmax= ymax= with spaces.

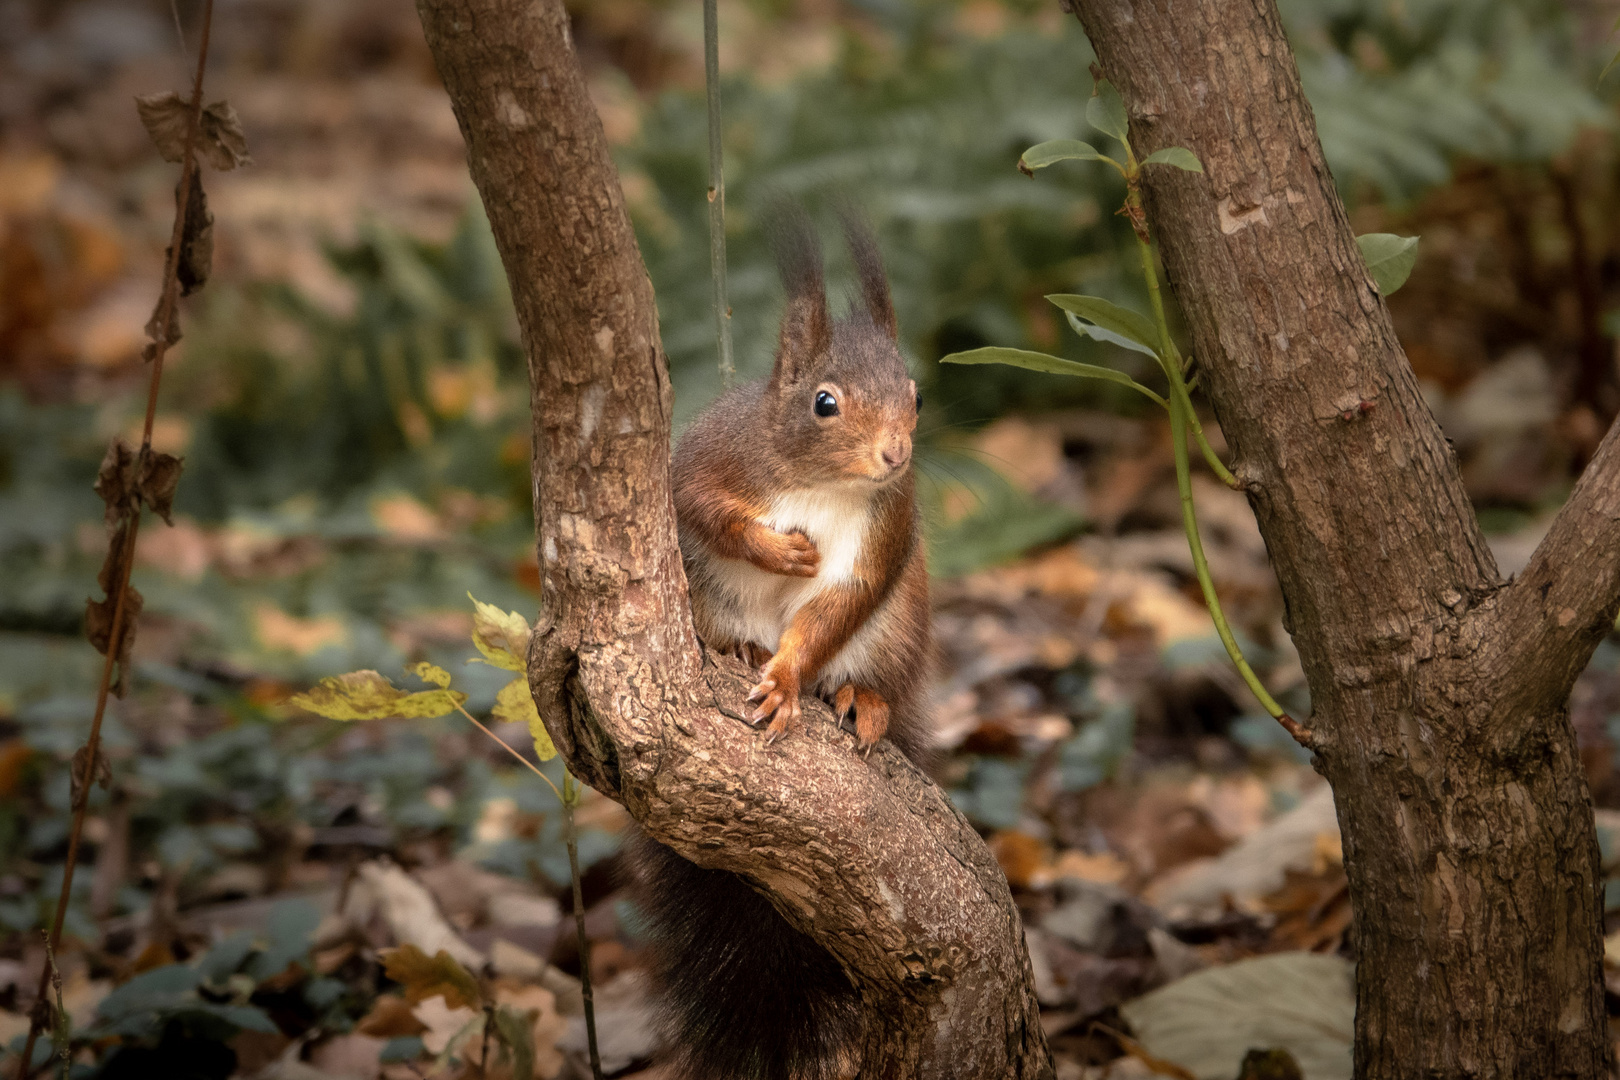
xmin=832 ymin=685 xmax=890 ymax=755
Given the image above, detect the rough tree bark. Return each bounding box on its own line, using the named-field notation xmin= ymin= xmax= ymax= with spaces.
xmin=412 ymin=0 xmax=1052 ymax=1076
xmin=1072 ymin=1 xmax=1620 ymax=1077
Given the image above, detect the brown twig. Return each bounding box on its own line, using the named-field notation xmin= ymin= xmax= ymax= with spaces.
xmin=14 ymin=2 xmax=215 ymax=1075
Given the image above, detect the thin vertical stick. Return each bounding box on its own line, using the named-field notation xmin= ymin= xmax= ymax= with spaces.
xmin=703 ymin=0 xmax=734 ymax=387
xmin=563 ymin=772 xmax=604 ymax=1080
xmin=15 ymin=3 xmax=215 ymax=1075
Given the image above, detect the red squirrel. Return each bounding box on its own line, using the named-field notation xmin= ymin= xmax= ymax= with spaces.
xmin=633 ymin=210 xmax=934 ymax=1080
xmin=672 ymin=210 xmax=932 ymax=759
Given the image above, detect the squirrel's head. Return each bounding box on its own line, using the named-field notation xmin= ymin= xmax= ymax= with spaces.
xmin=765 ymin=208 xmax=919 ymax=487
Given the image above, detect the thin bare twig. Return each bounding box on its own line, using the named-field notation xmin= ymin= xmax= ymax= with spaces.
xmin=15 ymin=2 xmax=215 ymax=1075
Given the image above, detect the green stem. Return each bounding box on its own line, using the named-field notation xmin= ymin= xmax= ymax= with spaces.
xmin=1165 ymin=380 xmax=1288 ymax=720
xmin=1133 ymin=236 xmax=1238 ymax=488
xmin=1133 ymin=229 xmax=1287 ymax=722
xmin=563 ymin=772 xmax=603 ymax=1080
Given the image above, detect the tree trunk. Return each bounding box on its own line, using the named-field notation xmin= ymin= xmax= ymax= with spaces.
xmin=411 ymin=1 xmax=1052 ymax=1076
xmin=1070 ymin=1 xmax=1620 ymax=1076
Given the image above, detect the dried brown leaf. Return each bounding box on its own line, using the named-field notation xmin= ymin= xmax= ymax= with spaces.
xmin=137 ymin=451 xmax=184 ymax=525
xmin=198 ymin=101 xmax=252 ymax=170
xmin=95 ymin=441 xmax=139 ymax=528
xmin=381 ymin=944 xmax=482 ymax=1010
xmin=174 ymin=170 xmax=212 ymax=296
xmin=70 ymin=746 xmax=112 ymax=805
xmin=135 ymin=91 xmax=192 ymax=163
xmin=356 ymin=994 xmax=429 ymax=1038
xmin=85 ymin=584 xmax=143 ymax=698
xmin=86 ymin=511 xmax=143 ymax=697
xmin=135 ymin=92 xmax=252 ymax=170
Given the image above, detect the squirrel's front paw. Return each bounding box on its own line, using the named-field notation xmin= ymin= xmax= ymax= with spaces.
xmin=746 ymin=665 xmax=802 ymax=745
xmin=743 ymin=524 xmax=820 ymax=578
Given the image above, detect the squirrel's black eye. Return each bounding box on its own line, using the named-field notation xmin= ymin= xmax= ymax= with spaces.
xmin=814 ymin=390 xmax=839 ymax=418
xmin=914 ymin=389 xmax=923 ymax=412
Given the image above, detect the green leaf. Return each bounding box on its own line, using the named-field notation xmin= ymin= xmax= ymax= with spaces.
xmin=939 ymin=347 xmax=1165 ymax=406
xmin=1019 ymin=139 xmax=1119 ymax=175
xmin=492 ymin=677 xmax=557 ymax=761
xmin=1140 ymin=146 xmax=1204 ymax=173
xmin=468 ymin=592 xmax=530 ymax=671
xmin=288 ymin=670 xmax=465 ymax=721
xmin=1045 ymin=294 xmax=1162 ymax=355
xmin=1355 ymin=233 xmax=1420 ymax=296
xmin=1086 ymin=81 xmax=1131 ymax=146
xmin=1064 ymin=311 xmax=1157 ymax=359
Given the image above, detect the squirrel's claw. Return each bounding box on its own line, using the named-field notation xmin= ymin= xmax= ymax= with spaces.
xmin=833 ymin=684 xmax=855 ymax=722
xmin=745 ymin=679 xmax=776 ymax=707
xmin=852 ymin=687 xmax=891 ymax=754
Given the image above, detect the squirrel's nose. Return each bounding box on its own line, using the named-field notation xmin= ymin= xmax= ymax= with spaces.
xmin=881 ymin=435 xmax=910 ymax=471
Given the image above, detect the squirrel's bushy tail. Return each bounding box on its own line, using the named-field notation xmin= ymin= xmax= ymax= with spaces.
xmin=630 ymin=829 xmax=861 ymax=1080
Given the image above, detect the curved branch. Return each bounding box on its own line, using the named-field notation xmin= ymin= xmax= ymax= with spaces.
xmin=1492 ymin=418 xmax=1620 ymax=711
xmin=411 ymin=1 xmax=1050 ymax=1075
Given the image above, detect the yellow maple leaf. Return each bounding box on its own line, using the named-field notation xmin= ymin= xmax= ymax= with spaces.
xmin=467 ymin=592 xmax=530 ymax=672
xmin=288 ymin=670 xmax=464 ymax=721
xmin=493 ymin=677 xmax=555 ymax=761
xmin=409 ymin=661 xmax=453 ymax=689
xmin=380 ymin=944 xmax=482 ymax=1010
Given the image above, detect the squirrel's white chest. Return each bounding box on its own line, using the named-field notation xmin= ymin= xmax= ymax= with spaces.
xmin=707 ymin=485 xmax=872 ymax=649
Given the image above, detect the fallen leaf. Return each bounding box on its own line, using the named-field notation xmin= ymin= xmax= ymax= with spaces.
xmin=411 ymin=994 xmax=480 ymax=1057
xmin=1044 ymin=848 xmax=1130 ymax=886
xmin=308 ymin=1033 xmax=386 ymax=1078
xmin=256 ymin=604 xmax=348 ymax=657
xmin=135 ymin=93 xmax=252 ymax=170
xmin=381 ymin=944 xmax=482 ymax=1011
xmin=469 ymin=593 xmax=531 ymax=671
xmin=345 ymin=862 xmax=485 ymax=970
xmin=988 ymin=830 xmax=1047 ymax=889
xmin=357 ymin=995 xmax=428 ymax=1039
xmin=1120 ymin=953 xmax=1354 ymax=1080
xmin=288 ymin=670 xmax=464 ymax=720
xmin=372 ymin=494 xmax=444 ymax=542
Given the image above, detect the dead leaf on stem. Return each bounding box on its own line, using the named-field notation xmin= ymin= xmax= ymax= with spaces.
xmin=94 ymin=442 xmax=139 ymax=527
xmin=70 ymin=746 xmax=112 ymax=805
xmin=137 ymin=450 xmax=184 ymax=525
xmin=135 ymin=92 xmax=252 ymax=170
xmin=173 ymin=169 xmax=213 ymax=297
xmin=95 ymin=440 xmax=185 ymax=525
xmin=85 ymin=549 xmax=143 ymax=698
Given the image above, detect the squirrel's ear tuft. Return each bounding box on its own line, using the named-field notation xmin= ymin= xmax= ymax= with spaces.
xmin=769 ymin=205 xmax=829 ymax=386
xmin=840 ymin=207 xmax=897 ymax=341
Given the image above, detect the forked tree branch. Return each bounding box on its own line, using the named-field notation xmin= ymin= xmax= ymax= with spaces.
xmin=412 ymin=0 xmax=1051 ymax=1075
xmin=1492 ymin=419 xmax=1620 ymax=712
